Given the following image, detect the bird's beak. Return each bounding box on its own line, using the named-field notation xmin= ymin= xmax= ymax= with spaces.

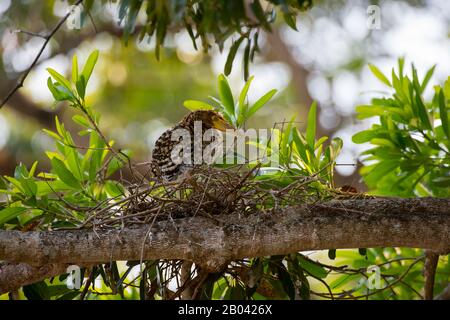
xmin=213 ymin=118 xmax=235 ymax=132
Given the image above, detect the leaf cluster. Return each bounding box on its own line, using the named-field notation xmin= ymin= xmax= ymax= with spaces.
xmin=116 ymin=0 xmax=313 ymax=78
xmin=353 ymin=59 xmax=450 ymax=197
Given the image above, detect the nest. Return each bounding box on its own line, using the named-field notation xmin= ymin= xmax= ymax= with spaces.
xmin=79 ymin=164 xmax=363 ymax=230
xmin=63 ymin=164 xmax=369 ymax=300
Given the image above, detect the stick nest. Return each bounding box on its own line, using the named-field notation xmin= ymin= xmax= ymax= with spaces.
xmin=81 ymin=165 xmax=366 ymax=230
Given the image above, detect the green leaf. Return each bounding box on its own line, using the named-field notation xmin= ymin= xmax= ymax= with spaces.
xmin=363 ymin=160 xmax=399 ymax=187
xmin=106 ymin=157 xmax=124 ymax=178
xmin=246 ymin=89 xmax=277 ymax=119
xmin=276 ymin=264 xmax=295 ymax=300
xmin=4 ymin=176 xmax=25 ymax=193
xmin=432 ymin=176 xmax=450 ymax=187
xmin=0 ymin=207 xmax=27 ymax=225
xmin=224 ymin=36 xmax=245 ymax=76
xmin=104 ymin=180 xmax=125 ymax=198
xmin=243 ymin=39 xmax=251 ymax=81
xmin=370 ymin=138 xmax=397 ymax=149
xmin=66 ymin=148 xmax=83 ymax=182
xmin=35 ymin=180 xmax=71 ymax=196
xmin=47 ymin=68 xmax=72 ymax=92
xmin=292 ymin=128 xmax=308 ymax=164
xmin=20 ymin=178 xmax=37 ymax=197
xmin=23 ymin=281 xmax=48 ymax=300
xmin=57 ymin=291 xmax=80 ymax=300
xmin=306 ymin=102 xmax=317 ymax=150
xmin=298 ymin=255 xmax=328 ymax=279
xmin=184 ymin=21 xmax=197 ymax=50
xmin=76 ymin=75 xmax=86 ymax=100
xmin=328 ymin=249 xmax=336 ymax=260
xmin=81 ymin=50 xmax=99 ymax=85
xmin=72 ymin=54 xmax=78 ymax=84
xmin=280 ymin=116 xmax=295 ymax=164
xmin=421 ymin=65 xmax=435 ymax=93
xmin=368 ymin=63 xmax=391 ymax=87
xmin=47 ymin=78 xmax=72 ymax=101
xmin=438 ymin=90 xmax=450 ymax=140
xmin=355 ymin=105 xmax=386 ymax=119
xmin=283 ymin=12 xmax=297 ymax=30
xmin=412 ymin=67 xmax=432 ymax=131
xmin=14 ymin=163 xmax=38 ymax=196
xmin=352 ymin=130 xmax=375 ymax=144
xmin=72 ymin=115 xmax=91 ymax=128
xmin=43 ymin=128 xmax=61 ymax=141
xmin=217 ymin=74 xmax=235 ymax=117
xmin=314 ymin=136 xmax=328 ymax=150
xmin=239 ymin=76 xmax=254 ymax=111
xmin=330 ymin=274 xmax=361 ymax=289
xmin=183 ymin=100 xmax=214 ymax=111
xmin=250 ymin=0 xmax=271 ymax=32
xmin=47 ymin=78 xmax=62 ymax=101
xmin=236 ymin=76 xmax=253 ymax=127
xmin=398 ymin=57 xmax=405 ymax=79
xmin=14 ymin=162 xmax=29 ymax=180
xmin=51 ymin=157 xmax=81 ymax=189
xmin=47 ymin=285 xmax=72 ymax=298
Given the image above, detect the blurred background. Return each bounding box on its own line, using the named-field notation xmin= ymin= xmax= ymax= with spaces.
xmin=0 ymin=0 xmax=449 ymax=188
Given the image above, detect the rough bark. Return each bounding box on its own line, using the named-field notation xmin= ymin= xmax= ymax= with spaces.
xmin=1 ymin=197 xmax=449 ymax=294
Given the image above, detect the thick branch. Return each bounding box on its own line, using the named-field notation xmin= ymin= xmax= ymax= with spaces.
xmin=1 ymin=198 xmax=449 ymax=283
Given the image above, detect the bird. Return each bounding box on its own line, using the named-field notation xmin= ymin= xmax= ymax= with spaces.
xmin=150 ymin=110 xmax=234 ymax=181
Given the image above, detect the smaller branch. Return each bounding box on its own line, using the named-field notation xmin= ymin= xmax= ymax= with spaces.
xmin=179 ymin=261 xmax=194 ymax=300
xmin=424 ymin=250 xmax=439 ymax=300
xmin=79 ymin=267 xmax=95 ymax=300
xmin=314 ymin=258 xmax=424 ymax=300
xmin=82 ymin=2 xmax=98 ymax=34
xmin=0 ymin=0 xmax=84 ymax=109
xmin=14 ymin=29 xmax=47 ymax=39
xmin=8 ymin=290 xmax=20 ymax=300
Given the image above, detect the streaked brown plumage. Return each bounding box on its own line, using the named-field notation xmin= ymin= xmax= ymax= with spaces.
xmin=151 ymin=110 xmax=234 ymax=181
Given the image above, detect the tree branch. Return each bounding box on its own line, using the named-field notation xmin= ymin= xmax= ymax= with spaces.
xmin=1 ymin=197 xmax=449 ymax=294
xmin=424 ymin=250 xmax=439 ymax=299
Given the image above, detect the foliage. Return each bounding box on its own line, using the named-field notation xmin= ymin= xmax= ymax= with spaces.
xmin=0 ymin=51 xmax=128 ymax=231
xmin=349 ymin=60 xmax=450 ymax=300
xmin=264 ymin=102 xmax=343 ymax=184
xmin=353 ymin=59 xmax=450 ymax=198
xmin=184 ymin=74 xmax=277 ymax=128
xmin=113 ymin=0 xmax=313 ymax=79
